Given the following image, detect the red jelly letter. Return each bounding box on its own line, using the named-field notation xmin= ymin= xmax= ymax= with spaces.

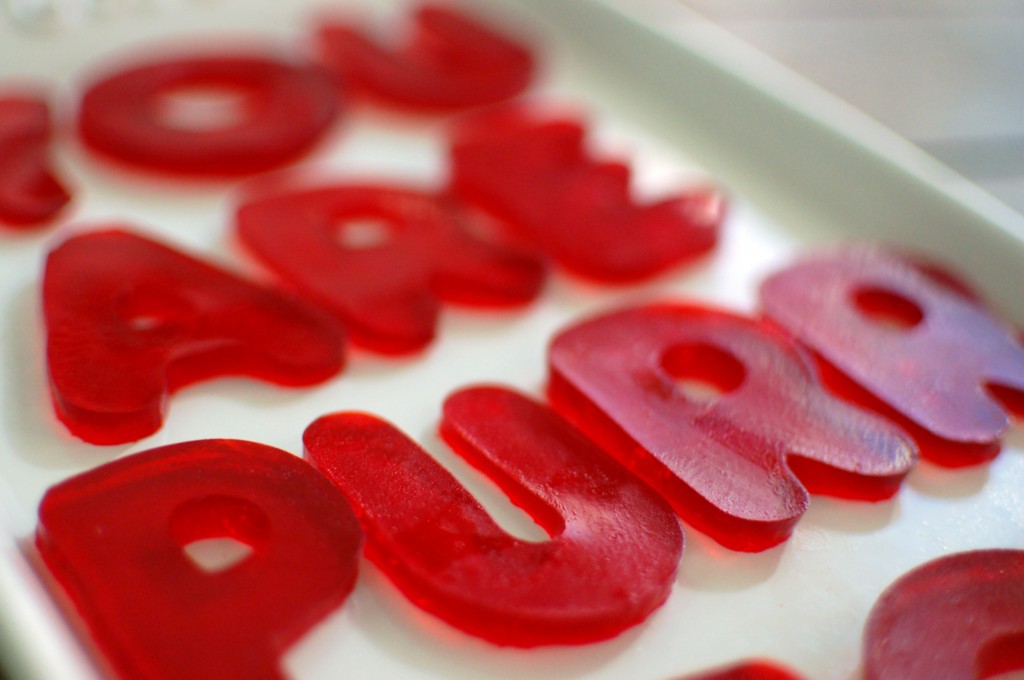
xmin=304 ymin=386 xmax=683 ymax=646
xmin=36 ymin=439 xmax=362 ymax=680
xmin=0 ymin=93 xmax=70 ymax=227
xmin=78 ymin=52 xmax=339 ymax=177
xmin=863 ymin=549 xmax=1024 ymax=679
xmin=44 ymin=228 xmax=345 ymax=444
xmin=760 ymin=247 xmax=1024 ymax=467
xmin=548 ymin=304 xmax=915 ymax=552
xmin=236 ymin=183 xmax=545 ymax=354
xmin=316 ymin=4 xmax=534 ymax=110
xmin=450 ymin=105 xmax=723 ymax=282
xmin=681 ymin=661 xmax=806 ymax=680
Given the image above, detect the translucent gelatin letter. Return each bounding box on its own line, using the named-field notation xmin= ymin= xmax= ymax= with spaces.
xmin=0 ymin=93 xmax=70 ymax=227
xmin=304 ymin=386 xmax=683 ymax=646
xmin=451 ymin=105 xmax=723 ymax=282
xmin=863 ymin=549 xmax=1024 ymax=679
xmin=78 ymin=52 xmax=339 ymax=176
xmin=36 ymin=439 xmax=362 ymax=680
xmin=548 ymin=304 xmax=915 ymax=552
xmin=760 ymin=247 xmax=1024 ymax=466
xmin=316 ymin=4 xmax=534 ymax=110
xmin=237 ymin=183 xmax=544 ymax=354
xmin=681 ymin=660 xmax=806 ymax=680
xmin=44 ymin=228 xmax=345 ymax=444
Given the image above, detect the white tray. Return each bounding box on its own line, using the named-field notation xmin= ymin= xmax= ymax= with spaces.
xmin=2 ymin=1 xmax=1023 ymax=678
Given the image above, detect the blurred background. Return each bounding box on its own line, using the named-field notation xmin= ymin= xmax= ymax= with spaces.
xmin=679 ymin=0 xmax=1024 ymax=214
xmin=5 ymin=0 xmax=1022 ymax=214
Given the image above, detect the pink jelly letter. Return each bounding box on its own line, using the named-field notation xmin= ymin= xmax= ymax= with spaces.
xmin=44 ymin=227 xmax=345 ymax=444
xmin=760 ymin=247 xmax=1024 ymax=467
xmin=863 ymin=549 xmax=1024 ymax=679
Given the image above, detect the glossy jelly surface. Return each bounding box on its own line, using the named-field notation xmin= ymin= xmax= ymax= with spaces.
xmin=549 ymin=303 xmax=915 ymax=551
xmin=316 ymin=4 xmax=534 ymax=110
xmin=0 ymin=93 xmax=70 ymax=227
xmin=44 ymin=228 xmax=345 ymax=444
xmin=761 ymin=247 xmax=1024 ymax=466
xmin=304 ymin=386 xmax=683 ymax=646
xmin=863 ymin=549 xmax=1024 ymax=680
xmin=237 ymin=183 xmax=545 ymax=354
xmin=78 ymin=52 xmax=340 ymax=176
xmin=36 ymin=439 xmax=362 ymax=680
xmin=451 ymin=105 xmax=723 ymax=282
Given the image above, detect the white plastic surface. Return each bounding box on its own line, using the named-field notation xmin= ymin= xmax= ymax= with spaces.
xmin=1 ymin=1 xmax=1023 ymax=678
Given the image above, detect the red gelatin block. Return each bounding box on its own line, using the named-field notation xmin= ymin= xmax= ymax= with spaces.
xmin=450 ymin=105 xmax=723 ymax=282
xmin=548 ymin=304 xmax=915 ymax=552
xmin=863 ymin=549 xmax=1024 ymax=680
xmin=316 ymin=4 xmax=534 ymax=110
xmin=760 ymin=247 xmax=1024 ymax=467
xmin=44 ymin=228 xmax=345 ymax=444
xmin=236 ymin=183 xmax=545 ymax=354
xmin=78 ymin=52 xmax=340 ymax=177
xmin=681 ymin=660 xmax=806 ymax=680
xmin=304 ymin=386 xmax=683 ymax=646
xmin=36 ymin=439 xmax=362 ymax=680
xmin=0 ymin=93 xmax=70 ymax=227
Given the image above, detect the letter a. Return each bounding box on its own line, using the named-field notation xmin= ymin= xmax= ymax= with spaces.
xmin=548 ymin=303 xmax=915 ymax=552
xmin=44 ymin=227 xmax=345 ymax=444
